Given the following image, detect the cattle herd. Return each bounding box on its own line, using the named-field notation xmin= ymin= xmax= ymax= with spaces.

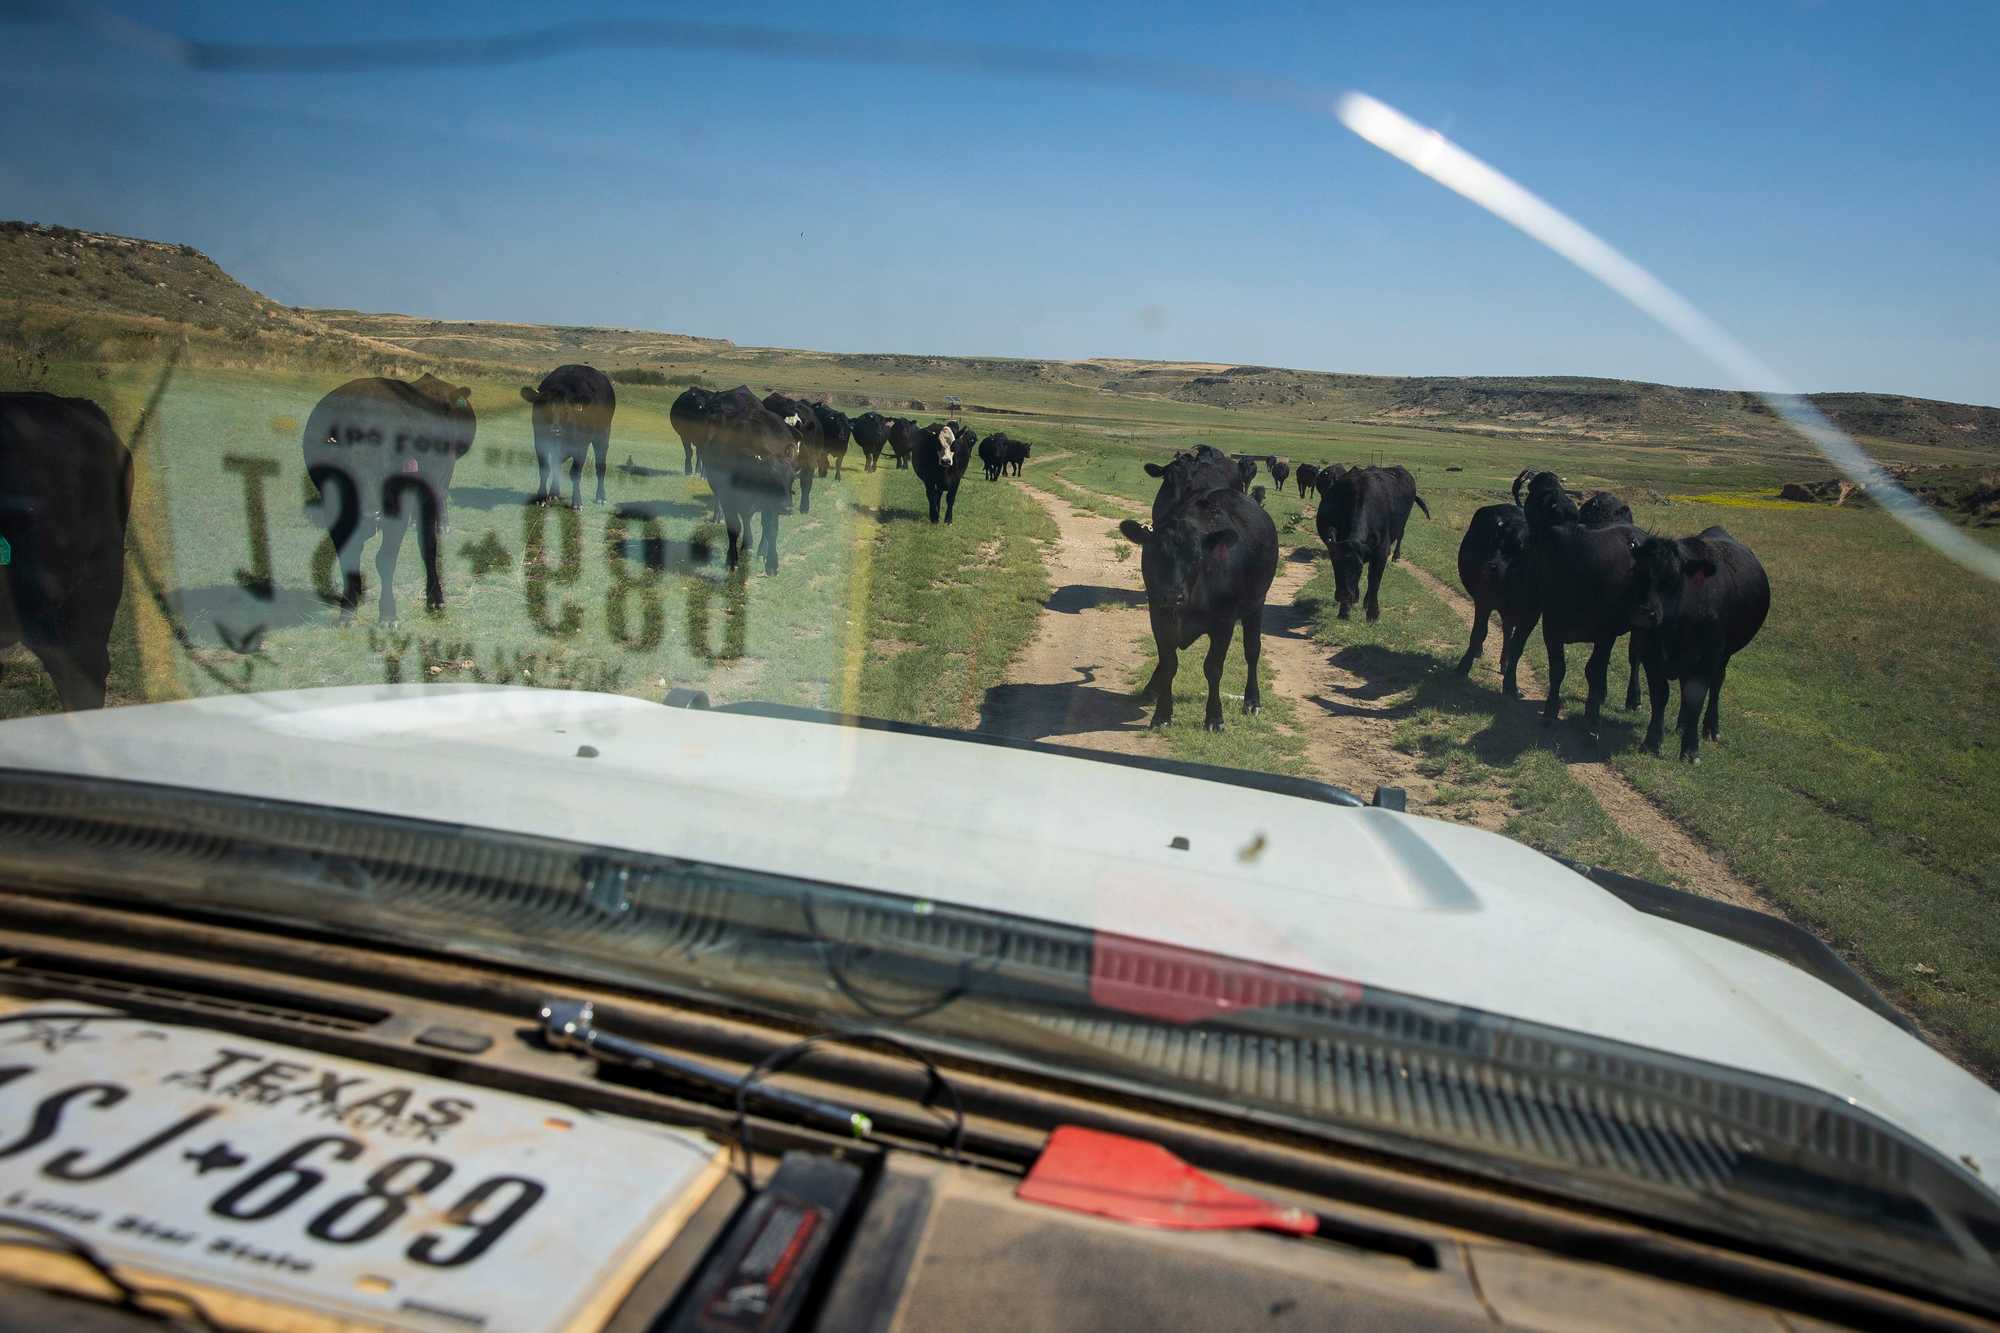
xmin=1122 ymin=446 xmax=1768 ymax=762
xmin=2 ymin=370 xmax=1766 ymax=766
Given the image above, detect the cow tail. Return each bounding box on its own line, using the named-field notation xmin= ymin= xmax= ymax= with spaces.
xmin=1414 ymin=494 xmax=1432 ymax=520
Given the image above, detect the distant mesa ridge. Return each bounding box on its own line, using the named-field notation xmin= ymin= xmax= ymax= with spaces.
xmin=2 ymin=218 xmax=1992 ymax=450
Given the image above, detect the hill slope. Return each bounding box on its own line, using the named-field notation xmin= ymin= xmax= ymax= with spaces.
xmin=3 ymin=219 xmax=1993 ymax=452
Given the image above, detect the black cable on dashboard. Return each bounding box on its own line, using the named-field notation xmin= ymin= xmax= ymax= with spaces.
xmin=730 ymin=1031 xmax=967 ymax=1190
xmin=0 ymin=1216 xmax=226 ymax=1332
xmin=800 ymin=894 xmax=1011 ymax=1022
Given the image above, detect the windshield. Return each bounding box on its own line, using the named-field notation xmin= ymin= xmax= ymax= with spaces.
xmin=2 ymin=0 xmax=1997 ymax=1303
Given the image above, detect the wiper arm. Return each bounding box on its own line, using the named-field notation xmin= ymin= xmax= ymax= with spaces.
xmin=538 ymin=999 xmax=872 ymax=1139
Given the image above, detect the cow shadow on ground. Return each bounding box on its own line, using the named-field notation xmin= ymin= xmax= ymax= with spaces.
xmin=1378 ymin=658 xmax=1647 ymax=766
xmin=1047 ymin=584 xmax=1147 ymax=614
xmin=613 ymin=498 xmax=711 ymax=522
xmin=448 ymin=486 xmax=532 ymax=511
xmin=860 ymin=504 xmax=927 ymax=525
xmin=167 ymin=583 xmax=329 ymax=648
xmin=1285 ymin=547 xmax=1319 ymax=564
xmin=976 ymin=665 xmax=1150 ymax=741
xmin=617 ymin=457 xmax=681 ymax=478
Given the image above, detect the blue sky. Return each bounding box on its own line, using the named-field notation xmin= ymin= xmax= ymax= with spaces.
xmin=4 ymin=1 xmax=1996 ymax=403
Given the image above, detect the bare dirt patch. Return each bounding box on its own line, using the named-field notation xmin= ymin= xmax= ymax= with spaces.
xmin=977 ymin=482 xmax=1156 ymax=752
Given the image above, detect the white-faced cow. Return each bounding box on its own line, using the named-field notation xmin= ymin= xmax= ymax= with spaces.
xmin=303 ymin=374 xmax=474 ymax=624
xmin=852 ymin=411 xmax=894 ymax=472
xmin=913 ymin=423 xmax=973 ymax=524
xmin=1315 ymin=465 xmax=1429 ymax=622
xmin=520 ymin=364 xmax=614 ymax=508
xmin=1120 ymin=486 xmax=1278 ymax=731
xmin=700 ymin=386 xmax=799 ymax=575
xmin=0 ymin=393 xmax=132 ymax=710
xmin=763 ymin=392 xmax=821 ymax=514
xmin=1626 ymin=526 xmax=1769 ymax=762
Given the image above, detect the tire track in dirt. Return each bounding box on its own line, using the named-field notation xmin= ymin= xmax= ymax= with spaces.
xmin=975 ymin=480 xmax=1157 ymax=752
xmin=1397 ymin=558 xmax=1767 ymax=911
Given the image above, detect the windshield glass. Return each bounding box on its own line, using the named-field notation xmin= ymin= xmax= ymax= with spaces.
xmin=2 ymin=0 xmax=1997 ymax=1300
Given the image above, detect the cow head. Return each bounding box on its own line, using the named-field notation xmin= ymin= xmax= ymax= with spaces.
xmin=522 ymin=378 xmax=598 ymax=445
xmin=1627 ymin=536 xmax=1718 ymax=629
xmin=1578 ymin=491 xmax=1634 ymax=528
xmin=936 ymin=425 xmax=956 ymax=467
xmin=1485 ymin=517 xmax=1528 ymax=580
xmin=1522 ymin=471 xmax=1579 ymax=534
xmin=1121 ymin=517 xmax=1235 ymax=626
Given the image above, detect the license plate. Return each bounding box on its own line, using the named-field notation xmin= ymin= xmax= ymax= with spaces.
xmin=0 ymin=1004 xmax=725 ymax=1331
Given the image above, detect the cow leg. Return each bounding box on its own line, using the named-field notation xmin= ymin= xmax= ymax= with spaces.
xmin=1201 ymin=621 xmax=1236 ymax=731
xmin=1624 ymin=632 xmax=1645 ymax=710
xmin=1240 ymin=611 xmax=1262 ymax=715
xmin=1704 ymin=658 xmax=1727 ymax=743
xmin=761 ymin=506 xmax=781 ymax=576
xmin=1541 ymin=624 xmax=1567 ymax=723
xmin=925 ymin=483 xmax=941 ymax=524
xmin=1582 ymin=637 xmax=1615 ymax=739
xmin=798 ymin=467 xmax=814 ymax=516
xmin=1143 ymin=608 xmax=1178 ymax=727
xmin=1642 ymin=652 xmax=1670 ymax=754
xmin=1363 ymin=553 xmax=1387 ymax=623
xmin=591 ymin=435 xmax=609 ymax=505
xmin=416 ymin=487 xmax=445 ymax=613
xmin=681 ymin=438 xmax=694 ymax=476
xmin=1500 ymin=608 xmax=1540 ymax=699
xmin=944 ymin=481 xmax=958 ymax=524
xmin=1456 ymin=600 xmax=1492 ymax=675
xmin=1677 ymin=673 xmax=1710 ymax=763
xmin=568 ymin=452 xmax=584 ymax=510
xmin=375 ymin=506 xmax=409 ymax=624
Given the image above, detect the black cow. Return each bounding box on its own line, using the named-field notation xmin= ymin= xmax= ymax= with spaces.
xmin=1004 ymin=437 xmax=1031 ymax=476
xmin=948 ymin=422 xmax=980 ymax=475
xmin=1625 ymin=526 xmax=1769 ymax=761
xmin=303 ymin=374 xmax=474 ymax=624
xmin=520 ymin=364 xmax=614 ymax=507
xmin=1268 ymin=458 xmax=1290 ymax=491
xmin=763 ymin=393 xmax=821 ymax=514
xmin=1235 ymin=456 xmax=1259 ymax=490
xmin=1119 ymin=488 xmax=1278 ymax=731
xmin=699 ymin=386 xmax=798 ymax=575
xmin=1143 ymin=445 xmax=1243 ymax=524
xmin=851 ymin=411 xmax=894 ymax=472
xmin=1453 ymin=502 xmax=1532 ymax=687
xmin=670 ymin=386 xmax=712 ymax=476
xmin=886 ymin=417 xmax=918 ymax=470
xmin=1315 ymin=465 xmax=1430 ymax=622
xmin=1517 ymin=469 xmax=1580 ymax=540
xmin=0 ymin=393 xmax=132 ymax=710
xmin=912 ymin=423 xmax=973 ymax=524
xmin=1505 ymin=522 xmax=1648 ymax=736
xmin=1579 ymin=490 xmax=1634 ymax=527
xmin=978 ymin=432 xmax=1008 ymax=482
xmin=1295 ymin=462 xmax=1318 ymax=498
xmin=812 ymin=403 xmax=852 ymax=479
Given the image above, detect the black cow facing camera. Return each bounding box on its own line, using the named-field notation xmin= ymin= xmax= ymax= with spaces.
xmin=1626 ymin=527 xmax=1769 ymax=762
xmin=1120 ymin=489 xmax=1278 ymax=732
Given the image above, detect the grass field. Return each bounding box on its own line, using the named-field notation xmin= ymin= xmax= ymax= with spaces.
xmin=5 ymin=340 xmax=1999 ymax=1079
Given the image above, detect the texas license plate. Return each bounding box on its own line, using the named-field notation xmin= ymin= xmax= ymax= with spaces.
xmin=0 ymin=1005 xmax=724 ymax=1331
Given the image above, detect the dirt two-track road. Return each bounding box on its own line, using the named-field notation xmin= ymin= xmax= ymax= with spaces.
xmin=986 ymin=479 xmax=1765 ymax=913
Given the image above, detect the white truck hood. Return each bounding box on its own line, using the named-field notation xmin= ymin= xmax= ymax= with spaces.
xmin=2 ymin=684 xmax=1994 ymax=1178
